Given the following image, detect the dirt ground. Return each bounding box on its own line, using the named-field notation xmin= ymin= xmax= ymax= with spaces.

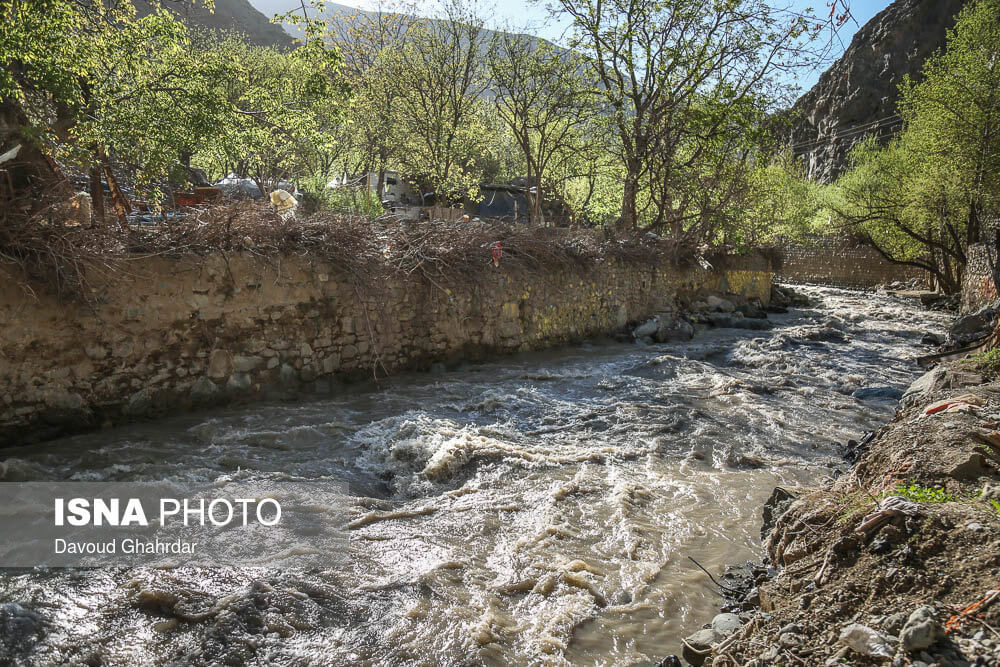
xmin=700 ymin=360 xmax=1000 ymax=666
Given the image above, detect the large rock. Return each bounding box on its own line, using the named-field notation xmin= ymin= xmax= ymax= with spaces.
xmin=789 ymin=0 xmax=968 ymax=182
xmin=654 ymin=317 xmax=695 ymax=343
xmin=950 ymin=302 xmax=998 ymax=343
xmin=900 ymin=366 xmax=984 ymax=408
xmin=706 ymin=295 xmax=736 ymax=313
xmin=711 ymin=613 xmax=742 ymax=638
xmin=634 ymin=319 xmax=659 ymax=338
xmin=900 ymin=606 xmax=943 ymax=652
xmin=681 ymin=628 xmax=717 ymax=666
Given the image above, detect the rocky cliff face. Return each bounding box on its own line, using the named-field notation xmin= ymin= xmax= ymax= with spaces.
xmin=135 ymin=0 xmax=294 ymax=48
xmin=791 ymin=0 xmax=968 ymax=183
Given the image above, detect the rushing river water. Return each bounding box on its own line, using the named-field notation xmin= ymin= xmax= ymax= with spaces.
xmin=0 ymin=285 xmax=951 ymax=666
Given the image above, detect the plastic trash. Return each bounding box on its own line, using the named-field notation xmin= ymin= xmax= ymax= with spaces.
xmin=838 ymin=623 xmax=893 ymax=658
xmin=270 ymin=189 xmax=297 ymax=218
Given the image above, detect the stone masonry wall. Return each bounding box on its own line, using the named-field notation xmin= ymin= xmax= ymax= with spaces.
xmin=961 ymin=243 xmax=997 ymax=313
xmin=776 ymin=236 xmax=929 ymax=289
xmin=0 ymin=252 xmax=772 ymax=446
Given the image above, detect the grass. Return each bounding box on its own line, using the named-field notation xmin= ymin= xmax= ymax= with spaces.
xmin=894 ymin=483 xmax=956 ymax=503
xmin=962 ymin=347 xmax=1000 ymax=379
xmin=989 ymin=498 xmax=1000 ymax=517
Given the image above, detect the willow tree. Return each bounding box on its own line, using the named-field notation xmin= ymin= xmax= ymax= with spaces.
xmin=553 ymin=0 xmax=817 ymax=233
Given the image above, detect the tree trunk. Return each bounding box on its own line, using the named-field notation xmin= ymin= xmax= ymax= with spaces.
xmin=620 ymin=172 xmax=639 ymax=230
xmin=0 ymin=96 xmax=71 ymax=205
xmin=89 ymin=165 xmax=105 ymax=223
xmin=534 ymin=173 xmax=543 ymax=227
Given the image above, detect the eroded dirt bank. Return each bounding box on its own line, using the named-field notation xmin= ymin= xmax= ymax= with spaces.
xmin=699 ymin=360 xmax=1000 ymax=666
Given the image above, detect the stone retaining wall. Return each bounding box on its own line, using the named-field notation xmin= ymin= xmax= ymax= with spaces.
xmin=0 ymin=252 xmax=772 ymax=446
xmin=776 ymin=236 xmax=929 ymax=289
xmin=960 ymin=243 xmax=998 ymax=313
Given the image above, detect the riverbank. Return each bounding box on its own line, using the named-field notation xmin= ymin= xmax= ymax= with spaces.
xmin=690 ymin=355 xmax=1000 ymax=666
xmin=0 ymin=214 xmax=774 ymax=446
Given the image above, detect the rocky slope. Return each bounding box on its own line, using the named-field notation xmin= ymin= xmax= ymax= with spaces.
xmin=790 ymin=0 xmax=968 ymax=182
xmin=134 ymin=0 xmax=294 ymax=48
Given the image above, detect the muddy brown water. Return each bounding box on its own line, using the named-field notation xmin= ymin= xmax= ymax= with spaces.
xmin=0 ymin=286 xmax=951 ymax=666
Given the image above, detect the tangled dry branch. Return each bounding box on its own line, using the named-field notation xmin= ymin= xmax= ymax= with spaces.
xmin=1 ymin=200 xmax=678 ymax=302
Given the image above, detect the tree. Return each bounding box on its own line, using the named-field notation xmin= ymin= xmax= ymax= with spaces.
xmin=393 ymin=0 xmax=490 ymax=203
xmin=487 ymin=33 xmax=596 ymax=224
xmin=553 ymin=0 xmax=816 ymax=233
xmin=189 ymin=32 xmax=344 ymax=196
xmin=327 ymin=0 xmax=411 ymax=198
xmin=830 ymin=0 xmax=1000 ymax=293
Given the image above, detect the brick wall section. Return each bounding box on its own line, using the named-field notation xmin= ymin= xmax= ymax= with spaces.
xmin=0 ymin=252 xmax=772 ymax=446
xmin=775 ymin=236 xmax=929 ymax=289
xmin=961 ymin=244 xmax=998 ymax=312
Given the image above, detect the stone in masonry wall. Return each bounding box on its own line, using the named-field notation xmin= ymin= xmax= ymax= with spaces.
xmin=776 ymin=236 xmax=929 ymax=289
xmin=0 ymin=252 xmax=772 ymax=446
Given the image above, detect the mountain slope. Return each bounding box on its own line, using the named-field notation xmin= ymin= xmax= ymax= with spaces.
xmin=789 ymin=0 xmax=968 ymax=182
xmin=135 ymin=0 xmax=294 ymax=47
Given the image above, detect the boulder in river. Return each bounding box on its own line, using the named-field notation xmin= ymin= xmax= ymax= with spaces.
xmin=852 ymin=387 xmax=904 ymax=401
xmin=633 ymin=319 xmax=659 ymax=338
xmin=654 ymin=317 xmax=694 ymax=343
xmin=706 ymin=295 xmax=736 ymax=313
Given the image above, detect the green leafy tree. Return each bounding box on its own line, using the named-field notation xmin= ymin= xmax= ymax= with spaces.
xmin=830 ymin=0 xmax=1000 ymax=293
xmin=487 ymin=33 xmax=596 ymax=225
xmin=552 ymin=0 xmax=816 ymax=233
xmin=393 ymin=1 xmax=490 ymax=204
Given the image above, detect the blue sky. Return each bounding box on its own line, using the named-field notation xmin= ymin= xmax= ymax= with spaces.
xmin=332 ymin=0 xmax=893 ymax=92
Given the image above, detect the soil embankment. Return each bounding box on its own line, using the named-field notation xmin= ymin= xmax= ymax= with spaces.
xmin=695 ymin=357 xmax=1000 ymax=666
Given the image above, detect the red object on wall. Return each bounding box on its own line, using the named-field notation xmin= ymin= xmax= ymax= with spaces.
xmin=492 ymin=241 xmax=502 ymax=267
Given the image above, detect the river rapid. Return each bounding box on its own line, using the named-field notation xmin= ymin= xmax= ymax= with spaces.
xmin=0 ymin=286 xmax=950 ymax=666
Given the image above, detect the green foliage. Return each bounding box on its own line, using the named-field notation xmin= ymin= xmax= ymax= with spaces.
xmin=827 ymin=0 xmax=1000 ymax=293
xmin=962 ymin=347 xmax=1000 ymax=379
xmin=894 ymin=483 xmax=955 ymax=504
xmin=298 ymin=176 xmax=384 ymax=217
xmin=989 ymin=498 xmax=1000 ymax=517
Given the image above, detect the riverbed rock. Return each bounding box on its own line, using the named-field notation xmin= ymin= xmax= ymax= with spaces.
xmin=189 ymin=376 xmax=220 ymax=403
xmin=900 ymin=606 xmax=942 ymax=652
xmin=633 ymin=319 xmax=659 ymax=338
xmin=123 ymin=387 xmax=155 ymax=417
xmin=711 ymin=613 xmax=742 ymax=638
xmin=654 ymin=317 xmax=695 ymax=343
xmin=852 ymin=387 xmax=904 ymax=401
xmin=682 ymin=628 xmax=717 ymax=666
xmin=706 ymin=295 xmax=736 ymax=313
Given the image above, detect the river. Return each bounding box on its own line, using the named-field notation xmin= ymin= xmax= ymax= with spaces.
xmin=0 ymin=285 xmax=950 ymax=666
